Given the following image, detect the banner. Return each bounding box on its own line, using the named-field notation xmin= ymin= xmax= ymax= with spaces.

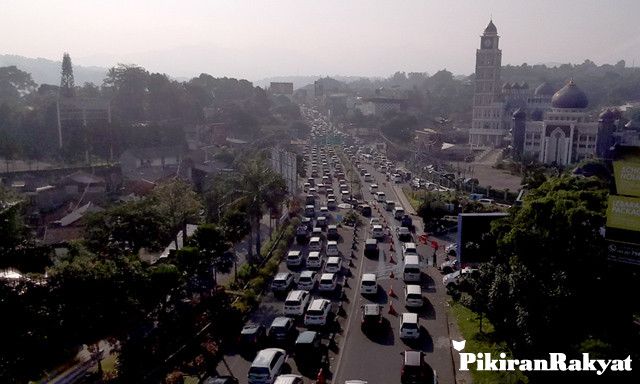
xmin=613 ymin=161 xmax=640 ymax=197
xmin=606 ymin=195 xmax=640 ymax=231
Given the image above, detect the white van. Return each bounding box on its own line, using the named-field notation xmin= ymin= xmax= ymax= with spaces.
xmin=393 ymin=206 xmax=405 ymax=220
xmin=404 ymin=284 xmax=423 ymax=308
xmin=403 ymin=255 xmax=421 ymax=282
xmin=284 ymin=290 xmax=310 ymax=316
xmin=248 ymin=348 xmax=287 ymax=384
xmin=309 ymin=237 xmax=322 ymax=251
xmin=326 ymin=240 xmax=339 ymax=256
xmin=375 ymin=191 xmax=386 ymax=202
xmin=360 ymin=273 xmax=377 ymax=294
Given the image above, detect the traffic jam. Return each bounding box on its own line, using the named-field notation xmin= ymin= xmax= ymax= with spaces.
xmin=218 ymin=113 xmax=462 ymax=384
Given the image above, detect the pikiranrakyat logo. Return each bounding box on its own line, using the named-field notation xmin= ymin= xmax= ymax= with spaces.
xmin=454 ymin=351 xmax=632 ymax=376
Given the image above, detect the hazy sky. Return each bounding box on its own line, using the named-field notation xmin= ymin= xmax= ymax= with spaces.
xmin=3 ymin=0 xmax=640 ymax=80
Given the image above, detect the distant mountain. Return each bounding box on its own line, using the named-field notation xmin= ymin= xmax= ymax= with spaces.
xmin=255 ymin=75 xmax=381 ymax=90
xmin=0 ymin=54 xmax=108 ymax=86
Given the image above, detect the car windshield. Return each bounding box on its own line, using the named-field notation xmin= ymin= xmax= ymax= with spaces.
xmin=306 ymin=309 xmax=324 ymax=316
xmin=405 ymin=267 xmax=420 ymax=274
xmin=362 ymin=280 xmax=375 ymax=286
xmin=403 ymin=322 xmax=418 ymax=329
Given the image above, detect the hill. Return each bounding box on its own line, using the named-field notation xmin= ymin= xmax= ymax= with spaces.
xmin=0 ymin=54 xmax=107 ymax=86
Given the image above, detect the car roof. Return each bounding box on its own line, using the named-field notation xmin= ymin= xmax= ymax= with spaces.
xmin=362 ymin=273 xmax=376 ymax=281
xmin=274 ymin=375 xmax=303 ymax=384
xmin=300 ymin=270 xmax=315 ymax=278
xmin=308 ymin=251 xmax=320 ymax=257
xmin=373 ymin=224 xmax=383 ymax=229
xmin=275 ymin=272 xmax=292 ymax=280
xmin=402 ymin=313 xmax=419 ymax=323
xmin=327 ymin=240 xmax=338 ymax=245
xmin=406 ymin=284 xmax=421 ymax=294
xmin=327 ymin=257 xmax=340 ymax=263
xmin=271 ymin=317 xmax=292 ymax=327
xmin=320 ymin=273 xmax=335 ymax=280
xmin=309 ymin=298 xmax=329 ymax=310
xmin=363 ymin=304 xmax=380 ymax=315
xmin=404 ymin=350 xmax=423 ymax=366
xmin=286 ymin=290 xmax=307 ymax=300
xmin=365 ymin=238 xmax=377 ymax=244
xmin=253 ymin=348 xmax=285 ymax=366
xmin=295 ymin=330 xmax=318 ymax=344
xmin=328 ymin=224 xmax=337 ymax=229
xmin=404 ymin=242 xmax=417 ymax=248
xmin=310 ymin=236 xmax=321 ymax=241
xmin=288 ymin=250 xmax=301 ymax=255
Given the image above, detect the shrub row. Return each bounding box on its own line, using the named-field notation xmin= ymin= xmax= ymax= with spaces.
xmin=231 ymin=217 xmax=300 ymax=315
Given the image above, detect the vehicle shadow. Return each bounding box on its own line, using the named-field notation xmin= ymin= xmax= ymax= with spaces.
xmin=366 ymin=285 xmax=389 ymax=304
xmin=421 ymin=274 xmax=436 ymax=293
xmin=417 ymin=298 xmax=436 ymax=320
xmin=363 ymin=318 xmax=395 ymax=345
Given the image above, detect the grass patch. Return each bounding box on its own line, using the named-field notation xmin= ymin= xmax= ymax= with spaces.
xmin=450 ymin=302 xmax=528 ymax=384
xmin=402 ymin=187 xmax=422 ymax=211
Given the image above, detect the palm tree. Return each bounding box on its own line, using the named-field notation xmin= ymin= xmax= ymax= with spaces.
xmin=228 ymin=159 xmax=287 ymax=260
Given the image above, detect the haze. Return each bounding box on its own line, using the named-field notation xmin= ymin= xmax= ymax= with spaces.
xmin=3 ymin=0 xmax=640 ymax=80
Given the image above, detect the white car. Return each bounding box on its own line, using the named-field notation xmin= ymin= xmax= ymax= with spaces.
xmin=399 ymin=313 xmax=420 ymax=339
xmin=324 ymin=257 xmax=342 ymax=273
xmin=326 ymin=240 xmax=339 ymax=256
xmin=369 ymin=184 xmax=379 ymax=193
xmin=306 ymin=251 xmax=323 ymax=269
xmin=318 ymin=273 xmax=338 ymax=292
xmin=360 ymin=273 xmax=377 ymax=294
xmin=248 ymin=348 xmax=287 ymax=384
xmin=286 ymin=250 xmax=303 ymax=267
xmin=443 ymin=267 xmax=478 ymax=288
xmin=274 ymin=374 xmax=304 ymax=384
xmin=371 ymin=224 xmax=385 ymax=240
xmin=370 ymin=217 xmax=381 ymax=226
xmin=297 ymin=271 xmax=317 ymax=290
xmin=396 ymin=226 xmax=411 ymax=241
xmin=304 ymin=299 xmax=332 ymax=326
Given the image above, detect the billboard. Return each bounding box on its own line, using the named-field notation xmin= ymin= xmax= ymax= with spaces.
xmin=613 ymin=161 xmax=640 ymax=197
xmin=606 ymin=195 xmax=640 ymax=231
xmin=457 ymin=212 xmax=508 ymax=265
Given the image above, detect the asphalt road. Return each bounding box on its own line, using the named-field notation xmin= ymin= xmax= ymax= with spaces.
xmin=332 ymin=156 xmax=459 ymax=384
xmin=217 ymin=135 xmax=464 ymax=384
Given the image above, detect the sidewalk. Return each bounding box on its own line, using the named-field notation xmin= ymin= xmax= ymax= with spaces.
xmin=217 ymin=213 xmax=272 ymax=286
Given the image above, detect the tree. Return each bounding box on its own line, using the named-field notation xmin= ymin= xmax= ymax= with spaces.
xmin=479 ymin=175 xmax=634 ymax=359
xmin=103 ymin=64 xmax=149 ymax=122
xmin=0 ymin=66 xmax=37 ymax=104
xmin=228 ymin=159 xmax=287 ymax=259
xmin=152 ymin=179 xmax=202 ymax=248
xmin=191 ymin=224 xmax=230 ymax=285
xmin=60 ymin=53 xmax=75 ymax=98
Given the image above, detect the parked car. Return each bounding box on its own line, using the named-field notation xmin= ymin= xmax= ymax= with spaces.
xmin=306 ymin=251 xmax=323 ymax=269
xmin=273 ymin=374 xmax=304 ymax=384
xmin=304 ymin=299 xmax=332 ymax=326
xmin=294 ymin=331 xmax=324 ymax=370
xmin=360 ymin=273 xmax=377 ymax=295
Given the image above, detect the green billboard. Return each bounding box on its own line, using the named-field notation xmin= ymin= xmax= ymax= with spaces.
xmin=606 ymin=195 xmax=640 ymax=231
xmin=613 ymin=161 xmax=640 ymax=197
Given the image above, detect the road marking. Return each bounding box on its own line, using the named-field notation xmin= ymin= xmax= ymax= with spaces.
xmin=332 ymin=222 xmax=368 ymax=384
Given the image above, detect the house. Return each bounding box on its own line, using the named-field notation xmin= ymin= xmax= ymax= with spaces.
xmin=120 ymin=146 xmax=185 ymax=182
xmin=43 ymin=202 xmax=104 ymax=245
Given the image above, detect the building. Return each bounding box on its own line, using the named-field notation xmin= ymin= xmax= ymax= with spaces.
xmin=355 ymin=97 xmax=407 ymax=116
xmin=119 ymin=146 xmax=185 ymax=182
xmin=269 ymin=82 xmax=294 ymax=97
xmin=511 ymin=80 xmax=602 ymax=165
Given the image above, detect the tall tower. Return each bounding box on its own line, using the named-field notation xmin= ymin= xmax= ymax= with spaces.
xmin=470 ymin=20 xmax=504 ymax=147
